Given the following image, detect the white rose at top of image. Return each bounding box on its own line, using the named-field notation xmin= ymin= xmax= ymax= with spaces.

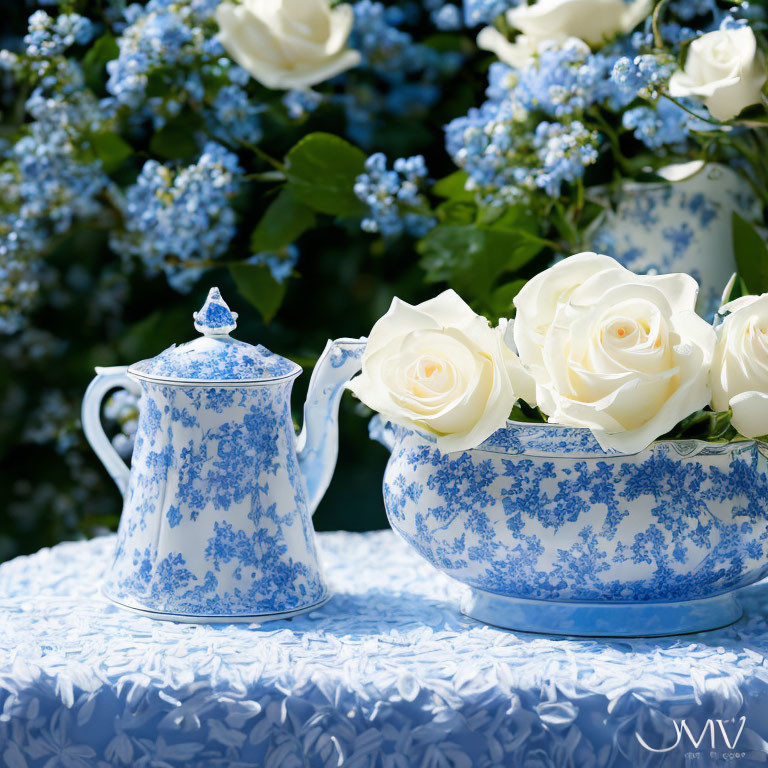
xmin=477 ymin=0 xmax=651 ymax=66
xmin=513 ymin=253 xmax=716 ymax=453
xmin=711 ymin=294 xmax=768 ymax=439
xmin=215 ymin=0 xmax=361 ymax=90
xmin=346 ymin=290 xmax=536 ymax=453
xmin=669 ymin=27 xmax=767 ymax=121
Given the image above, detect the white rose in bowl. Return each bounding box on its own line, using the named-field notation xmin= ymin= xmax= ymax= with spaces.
xmin=215 ymin=0 xmax=361 ymax=90
xmin=513 ymin=252 xmax=621 ymax=378
xmin=514 ymin=254 xmax=715 ymax=453
xmin=711 ymin=294 xmax=768 ymax=438
xmin=669 ymin=27 xmax=767 ymax=121
xmin=505 ymin=0 xmax=651 ymax=49
xmin=346 ymin=290 xmax=535 ymax=453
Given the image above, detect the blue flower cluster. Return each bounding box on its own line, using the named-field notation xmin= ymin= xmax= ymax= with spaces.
xmin=111 ymin=142 xmax=241 ymax=291
xmin=514 ymin=40 xmax=622 ymax=117
xmin=445 ymin=98 xmax=533 ymax=205
xmin=611 ymin=54 xmax=677 ymax=102
xmin=446 ymin=11 xmax=724 ymax=207
xmin=447 ymin=54 xmax=608 ymax=203
xmin=24 ymin=11 xmax=94 ymax=60
xmin=534 ymin=121 xmax=600 ymax=196
xmin=282 ymin=89 xmax=324 ymax=120
xmin=248 ymin=245 xmax=299 ymax=285
xmin=354 ymin=153 xmax=436 ymax=237
xmin=346 ymin=1 xmax=462 ymax=145
xmin=623 ymin=99 xmax=690 ymax=150
xmin=106 ymin=0 xmax=222 ymax=111
xmin=103 ymin=0 xmax=261 ymax=146
xmin=0 ymin=14 xmax=111 ymax=333
xmin=209 ymin=84 xmax=263 ymax=145
xmin=463 ymin=0 xmax=518 ymax=26
xmin=425 ymin=1 xmax=462 ymax=31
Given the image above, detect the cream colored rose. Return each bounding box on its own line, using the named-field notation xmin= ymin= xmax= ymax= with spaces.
xmin=346 ymin=290 xmax=535 ymax=453
xmin=711 ymin=294 xmax=768 ymax=438
xmin=215 ymin=0 xmax=361 ymax=90
xmin=477 ymin=29 xmax=589 ymax=70
xmin=514 ymin=254 xmax=715 ymax=453
xmin=513 ymin=252 xmax=621 ymax=379
xmin=505 ymin=0 xmax=651 ymax=49
xmin=476 ymin=26 xmax=544 ymax=69
xmin=669 ymin=27 xmax=767 ymax=121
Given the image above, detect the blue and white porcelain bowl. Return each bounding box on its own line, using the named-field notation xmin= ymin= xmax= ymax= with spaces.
xmin=374 ymin=419 xmax=768 ymax=637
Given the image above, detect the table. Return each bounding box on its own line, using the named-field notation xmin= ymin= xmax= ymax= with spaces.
xmin=1 ymin=532 xmax=768 ymax=767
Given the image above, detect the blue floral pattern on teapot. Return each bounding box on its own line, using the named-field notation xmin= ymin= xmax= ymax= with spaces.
xmin=83 ymin=288 xmax=366 ymax=621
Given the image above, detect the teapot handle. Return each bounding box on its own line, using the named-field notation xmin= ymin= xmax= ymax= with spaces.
xmin=82 ymin=366 xmax=141 ymax=497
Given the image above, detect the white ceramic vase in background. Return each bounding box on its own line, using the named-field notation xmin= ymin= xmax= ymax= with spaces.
xmin=588 ymin=164 xmax=761 ymax=317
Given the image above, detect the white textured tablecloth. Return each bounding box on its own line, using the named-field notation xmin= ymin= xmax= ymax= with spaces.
xmin=1 ymin=531 xmax=768 ymax=767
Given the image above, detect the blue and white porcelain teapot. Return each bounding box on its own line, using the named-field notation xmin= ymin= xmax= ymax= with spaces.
xmin=82 ymin=287 xmax=365 ymax=622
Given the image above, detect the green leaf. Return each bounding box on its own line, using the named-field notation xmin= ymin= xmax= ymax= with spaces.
xmin=250 ymin=188 xmax=316 ymax=252
xmin=417 ymin=225 xmax=542 ymax=301
xmin=229 ymin=263 xmax=286 ymax=323
xmin=433 ymin=170 xmax=473 ymax=200
xmin=489 ymin=279 xmax=526 ymax=318
xmin=732 ymin=211 xmax=768 ymax=294
xmin=660 ymin=408 xmax=737 ymax=443
xmin=150 ymin=122 xmax=199 ymax=161
xmin=721 ymin=272 xmax=751 ymax=305
xmin=116 ymin=306 xmax=190 ymax=362
xmin=82 ymin=32 xmax=119 ymax=92
xmin=285 ymin=132 xmax=367 ymax=216
xmin=91 ymin=132 xmax=133 ymax=173
xmin=436 ymin=199 xmax=477 ymax=226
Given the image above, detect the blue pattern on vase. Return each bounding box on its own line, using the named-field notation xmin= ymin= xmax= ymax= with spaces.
xmin=379 ymin=420 xmax=768 ymax=606
xmin=589 ymin=164 xmax=761 ymax=318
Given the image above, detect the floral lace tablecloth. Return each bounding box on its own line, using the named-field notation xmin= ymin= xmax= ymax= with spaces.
xmin=2 ymin=531 xmax=768 ymax=767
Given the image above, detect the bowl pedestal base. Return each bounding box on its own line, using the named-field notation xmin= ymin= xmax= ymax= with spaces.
xmin=461 ymin=587 xmax=743 ymax=637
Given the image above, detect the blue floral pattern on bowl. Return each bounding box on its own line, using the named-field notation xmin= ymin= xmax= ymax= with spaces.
xmin=375 ymin=419 xmax=768 ymax=636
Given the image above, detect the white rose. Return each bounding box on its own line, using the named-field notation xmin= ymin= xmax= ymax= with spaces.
xmin=711 ymin=294 xmax=768 ymax=438
xmin=513 ymin=252 xmax=621 ymax=379
xmin=346 ymin=290 xmax=535 ymax=453
xmin=476 ymin=27 xmax=545 ymax=69
xmin=668 ymin=27 xmax=767 ymax=121
xmin=514 ymin=253 xmax=715 ymax=453
xmin=215 ymin=0 xmax=361 ymax=90
xmin=505 ymin=0 xmax=651 ymax=49
xmin=477 ymin=28 xmax=589 ymax=70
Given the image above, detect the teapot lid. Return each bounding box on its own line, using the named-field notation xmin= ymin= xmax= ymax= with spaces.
xmin=127 ymin=287 xmax=301 ymax=385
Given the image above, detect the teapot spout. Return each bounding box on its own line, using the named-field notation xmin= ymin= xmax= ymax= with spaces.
xmin=296 ymin=337 xmax=367 ymax=515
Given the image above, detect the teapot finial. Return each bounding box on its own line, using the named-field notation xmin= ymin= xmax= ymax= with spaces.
xmin=193 ymin=287 xmax=238 ymax=336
